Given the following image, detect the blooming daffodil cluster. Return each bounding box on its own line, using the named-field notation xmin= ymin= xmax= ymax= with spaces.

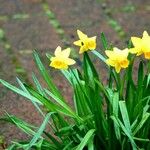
xmin=105 ymin=47 xmax=129 ymax=73
xmin=73 ymin=30 xmax=96 ymax=54
xmin=50 ymin=46 xmax=76 ymax=69
xmin=130 ymin=31 xmax=150 ymax=59
xmin=49 ymin=30 xmax=149 ymax=73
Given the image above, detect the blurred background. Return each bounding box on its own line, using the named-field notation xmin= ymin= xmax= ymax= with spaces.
xmin=0 ymin=0 xmax=150 ymax=147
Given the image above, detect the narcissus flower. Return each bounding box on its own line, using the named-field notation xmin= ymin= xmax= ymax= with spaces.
xmin=129 ymin=31 xmax=150 ymax=59
xmin=105 ymin=47 xmax=129 ymax=73
xmin=73 ymin=30 xmax=96 ymax=54
xmin=50 ymin=46 xmax=76 ymax=69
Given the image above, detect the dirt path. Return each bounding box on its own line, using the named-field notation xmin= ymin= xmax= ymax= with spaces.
xmin=0 ymin=0 xmax=150 ymax=148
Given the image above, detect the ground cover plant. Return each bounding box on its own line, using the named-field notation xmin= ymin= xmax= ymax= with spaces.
xmin=0 ymin=30 xmax=150 ymax=150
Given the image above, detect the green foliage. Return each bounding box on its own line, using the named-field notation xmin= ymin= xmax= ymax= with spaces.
xmin=0 ymin=33 xmax=150 ymax=150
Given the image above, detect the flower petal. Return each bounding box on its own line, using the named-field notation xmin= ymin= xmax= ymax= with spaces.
xmin=79 ymin=45 xmax=88 ymax=54
xmin=113 ymin=47 xmax=121 ymax=53
xmin=105 ymin=50 xmax=116 ymax=59
xmin=131 ymin=37 xmax=142 ymax=48
xmin=54 ymin=46 xmax=62 ymax=56
xmin=143 ymin=31 xmax=149 ymax=38
xmin=77 ymin=30 xmax=88 ymax=39
xmin=115 ymin=64 xmax=121 ymax=73
xmin=74 ymin=40 xmax=82 ymax=46
xmin=61 ymin=48 xmax=71 ymax=58
xmin=66 ymin=58 xmax=76 ymax=65
xmin=106 ymin=59 xmax=115 ymax=66
xmin=122 ymin=48 xmax=129 ymax=58
xmin=129 ymin=48 xmax=139 ymax=54
xmin=88 ymin=36 xmax=96 ymax=50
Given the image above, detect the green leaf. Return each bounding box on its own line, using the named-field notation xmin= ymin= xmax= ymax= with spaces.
xmin=75 ymin=129 xmax=95 ymax=150
xmin=132 ymin=112 xmax=150 ymax=136
xmin=0 ymin=114 xmax=36 ymax=136
xmin=61 ymin=69 xmax=72 ymax=84
xmin=67 ymin=69 xmax=92 ymax=118
xmin=24 ymin=84 xmax=76 ymax=117
xmin=0 ymin=79 xmax=42 ymax=104
xmin=137 ymin=61 xmax=144 ymax=101
xmin=92 ymin=50 xmax=106 ymax=63
xmin=33 ymin=50 xmax=64 ymax=101
xmin=44 ymin=131 xmax=62 ymax=148
xmin=111 ymin=116 xmax=137 ymax=150
xmin=133 ymin=137 xmax=150 ymax=142
xmin=87 ymin=137 xmax=94 ymax=150
xmin=83 ymin=52 xmax=99 ymax=89
xmin=101 ymin=32 xmax=108 ymax=50
xmin=119 ymin=101 xmax=131 ymax=133
xmin=32 ymin=73 xmax=46 ymax=97
xmin=112 ymin=93 xmax=121 ymax=140
xmin=146 ymin=74 xmax=150 ymax=88
xmin=16 ymin=77 xmax=45 ymax=118
xmin=44 ymin=88 xmax=82 ymax=121
xmin=25 ymin=112 xmax=55 ymax=150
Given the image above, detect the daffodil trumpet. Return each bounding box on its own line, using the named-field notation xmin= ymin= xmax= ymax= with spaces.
xmin=105 ymin=47 xmax=129 ymax=73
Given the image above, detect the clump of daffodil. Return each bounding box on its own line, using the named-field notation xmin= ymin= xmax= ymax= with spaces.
xmin=129 ymin=31 xmax=150 ymax=59
xmin=105 ymin=47 xmax=129 ymax=73
xmin=50 ymin=46 xmax=76 ymax=69
xmin=73 ymin=30 xmax=96 ymax=54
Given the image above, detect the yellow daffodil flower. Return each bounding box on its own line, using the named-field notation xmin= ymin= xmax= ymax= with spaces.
xmin=129 ymin=31 xmax=150 ymax=59
xmin=105 ymin=47 xmax=129 ymax=73
xmin=73 ymin=30 xmax=96 ymax=54
xmin=50 ymin=46 xmax=76 ymax=69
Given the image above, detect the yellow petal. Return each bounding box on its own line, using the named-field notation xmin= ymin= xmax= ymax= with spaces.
xmin=66 ymin=58 xmax=76 ymax=65
xmin=113 ymin=47 xmax=121 ymax=53
xmin=131 ymin=37 xmax=142 ymax=48
xmin=73 ymin=40 xmax=82 ymax=46
xmin=105 ymin=50 xmax=113 ymax=57
xmin=79 ymin=45 xmax=88 ymax=54
xmin=106 ymin=59 xmax=115 ymax=66
xmin=122 ymin=48 xmax=129 ymax=58
xmin=143 ymin=31 xmax=149 ymax=38
xmin=137 ymin=51 xmax=143 ymax=56
xmin=54 ymin=46 xmax=62 ymax=56
xmin=77 ymin=30 xmax=88 ymax=39
xmin=61 ymin=48 xmax=71 ymax=58
xmin=88 ymin=36 xmax=96 ymax=50
xmin=115 ymin=64 xmax=121 ymax=73
xmin=105 ymin=50 xmax=116 ymax=59
xmin=129 ymin=48 xmax=139 ymax=54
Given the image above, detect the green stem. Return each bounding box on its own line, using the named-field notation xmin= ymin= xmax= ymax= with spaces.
xmin=120 ymin=72 xmax=127 ymax=100
xmin=146 ymin=60 xmax=150 ymax=74
xmin=116 ymin=72 xmax=121 ymax=97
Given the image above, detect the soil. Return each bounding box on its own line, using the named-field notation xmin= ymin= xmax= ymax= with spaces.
xmin=0 ymin=0 xmax=150 ymax=148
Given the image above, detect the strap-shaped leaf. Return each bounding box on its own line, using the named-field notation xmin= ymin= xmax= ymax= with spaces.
xmin=25 ymin=112 xmax=55 ymax=150
xmin=101 ymin=32 xmax=108 ymax=50
xmin=33 ymin=50 xmax=64 ymax=101
xmin=75 ymin=129 xmax=95 ymax=150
